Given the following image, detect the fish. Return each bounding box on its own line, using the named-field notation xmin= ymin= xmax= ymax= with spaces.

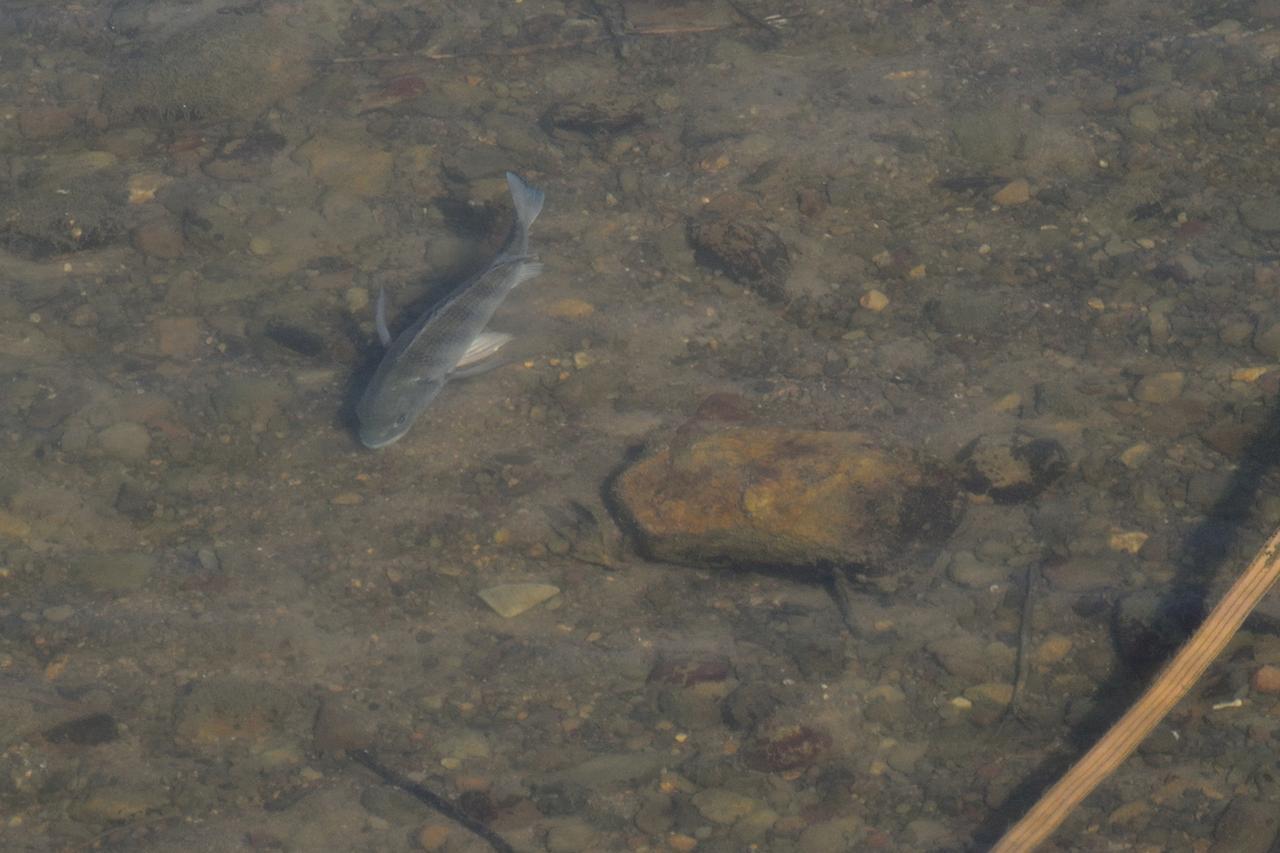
xmin=355 ymin=172 xmax=545 ymax=449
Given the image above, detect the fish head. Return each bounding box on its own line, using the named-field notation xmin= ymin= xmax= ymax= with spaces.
xmin=355 ymin=375 xmax=444 ymax=449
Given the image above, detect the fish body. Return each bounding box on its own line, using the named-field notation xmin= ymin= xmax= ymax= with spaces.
xmin=356 ymin=172 xmax=545 ymax=448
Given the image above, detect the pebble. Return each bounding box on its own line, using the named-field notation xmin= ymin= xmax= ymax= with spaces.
xmin=688 ymin=215 xmax=791 ymax=301
xmin=548 ymin=298 xmax=595 ymax=318
xmin=74 ymin=785 xmax=167 ymax=822
xmin=540 ymin=752 xmax=668 ymax=789
xmin=18 ymin=106 xmax=76 ymax=139
xmin=313 ymin=694 xmax=377 ymax=752
xmin=736 ymin=807 xmax=779 ymax=841
xmin=929 ymin=635 xmax=1013 ymax=681
xmin=1231 ymin=366 xmax=1271 ymax=382
xmin=98 ymin=422 xmax=151 ymax=462
xmin=1239 ymin=198 xmax=1280 ymax=234
xmin=0 ymin=509 xmax=32 ymax=542
xmin=211 ymin=378 xmax=287 ymax=429
xmin=1041 ymin=556 xmax=1117 ymax=592
xmin=993 ymin=178 xmax=1032 ymax=205
xmin=127 ymin=172 xmax=172 ymax=205
xmin=947 ymin=551 xmax=1006 ymax=589
xmin=860 ymin=289 xmax=889 ymax=311
xmin=43 ymin=712 xmax=119 ymax=746
xmin=345 ymin=287 xmax=369 ymax=314
xmin=294 ymin=135 xmax=394 ymax=198
xmin=174 ymin=679 xmax=303 ymax=752
xmin=197 ymin=548 xmax=221 ymax=572
xmin=633 ymin=793 xmax=673 ymax=835
xmin=1128 ymin=104 xmax=1162 ymax=132
xmin=415 ymin=824 xmax=451 ymax=851
xmin=743 ymin=721 xmax=831 ymax=772
xmin=1254 ymin=323 xmax=1280 ymax=358
xmin=1108 ymin=530 xmax=1149 ymax=554
xmin=69 ymin=305 xmax=98 ymax=327
xmin=1251 ymin=664 xmax=1280 ymax=695
xmin=545 ymin=820 xmax=600 ymax=852
xmin=667 ymin=833 xmax=698 ymax=852
xmin=362 ymin=786 xmax=429 ymax=826
xmin=1133 ymin=371 xmax=1185 ymax=403
xmin=863 ymin=685 xmax=907 ymax=724
xmin=926 ymin=288 xmax=1005 ymax=336
xmin=1112 ymin=589 xmax=1202 ymax=671
xmin=723 ymin=683 xmax=783 ymax=730
xmin=1119 ymin=442 xmax=1153 ymax=468
xmin=797 ymin=817 xmax=862 ymax=852
xmin=691 ymin=788 xmax=762 ymax=824
xmin=952 ymin=107 xmax=1024 ymax=167
xmin=963 ymin=682 xmax=1014 ymax=724
xmin=885 ymin=740 xmax=928 ymax=774
xmin=956 ymin=432 xmax=1068 ymax=504
xmin=477 ymin=582 xmax=560 ymax=618
xmin=906 ymin=818 xmax=953 ymax=846
xmin=797 ymin=186 xmax=825 ymax=217
xmin=71 ymin=552 xmax=155 ymax=592
xmin=132 ymin=219 xmax=185 ymax=259
xmin=154 ymin=317 xmax=203 ymax=358
xmin=1034 ymin=634 xmax=1073 ymax=666
xmin=43 ymin=605 xmax=75 ymax=623
xmin=1102 ymin=798 xmax=1154 ymax=833
xmin=1210 ymin=797 xmax=1279 ymax=853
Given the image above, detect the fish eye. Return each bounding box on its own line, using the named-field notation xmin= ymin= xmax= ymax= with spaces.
xmin=395 ymin=414 xmax=407 ymax=426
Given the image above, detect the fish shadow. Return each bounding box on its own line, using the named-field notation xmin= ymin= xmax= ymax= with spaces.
xmin=973 ymin=394 xmax=1280 ymax=848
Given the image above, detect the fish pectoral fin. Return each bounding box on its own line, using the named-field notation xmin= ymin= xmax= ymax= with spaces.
xmin=455 ymin=331 xmax=514 ymax=369
xmin=374 ymin=288 xmax=392 ymax=347
xmin=449 ymin=332 xmax=515 ymax=379
xmin=449 ymin=358 xmax=507 ymax=380
xmin=510 ymin=261 xmax=544 ymax=289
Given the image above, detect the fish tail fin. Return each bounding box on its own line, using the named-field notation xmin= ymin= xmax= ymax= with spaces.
xmin=506 ymin=172 xmax=545 ymax=230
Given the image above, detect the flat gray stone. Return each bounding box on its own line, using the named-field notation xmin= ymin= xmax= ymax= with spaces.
xmin=477 ymin=583 xmax=559 ymax=618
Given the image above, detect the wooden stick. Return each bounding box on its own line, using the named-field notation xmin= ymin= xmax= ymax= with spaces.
xmin=991 ymin=524 xmax=1280 ymax=851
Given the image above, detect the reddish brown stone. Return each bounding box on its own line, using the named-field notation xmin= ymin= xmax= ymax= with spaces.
xmin=648 ymin=656 xmax=733 ymax=688
xmin=743 ymin=722 xmax=831 ymax=772
xmin=132 ymin=219 xmax=185 ymax=259
xmin=1252 ymin=664 xmax=1280 ymax=695
xmin=693 ymin=392 xmax=753 ymax=423
xmin=613 ymin=428 xmax=962 ymax=573
xmin=688 ymin=216 xmax=791 ymax=301
xmin=796 ymin=187 xmax=826 ymax=217
xmin=153 ymin=317 xmax=202 ymax=358
xmin=19 ymin=105 xmax=76 ymax=139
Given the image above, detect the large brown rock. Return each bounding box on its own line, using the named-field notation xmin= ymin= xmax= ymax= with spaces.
xmin=612 ymin=428 xmax=962 ymax=573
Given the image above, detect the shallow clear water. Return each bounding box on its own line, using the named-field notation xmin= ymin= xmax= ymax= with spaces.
xmin=2 ymin=1 xmax=1279 ymax=850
